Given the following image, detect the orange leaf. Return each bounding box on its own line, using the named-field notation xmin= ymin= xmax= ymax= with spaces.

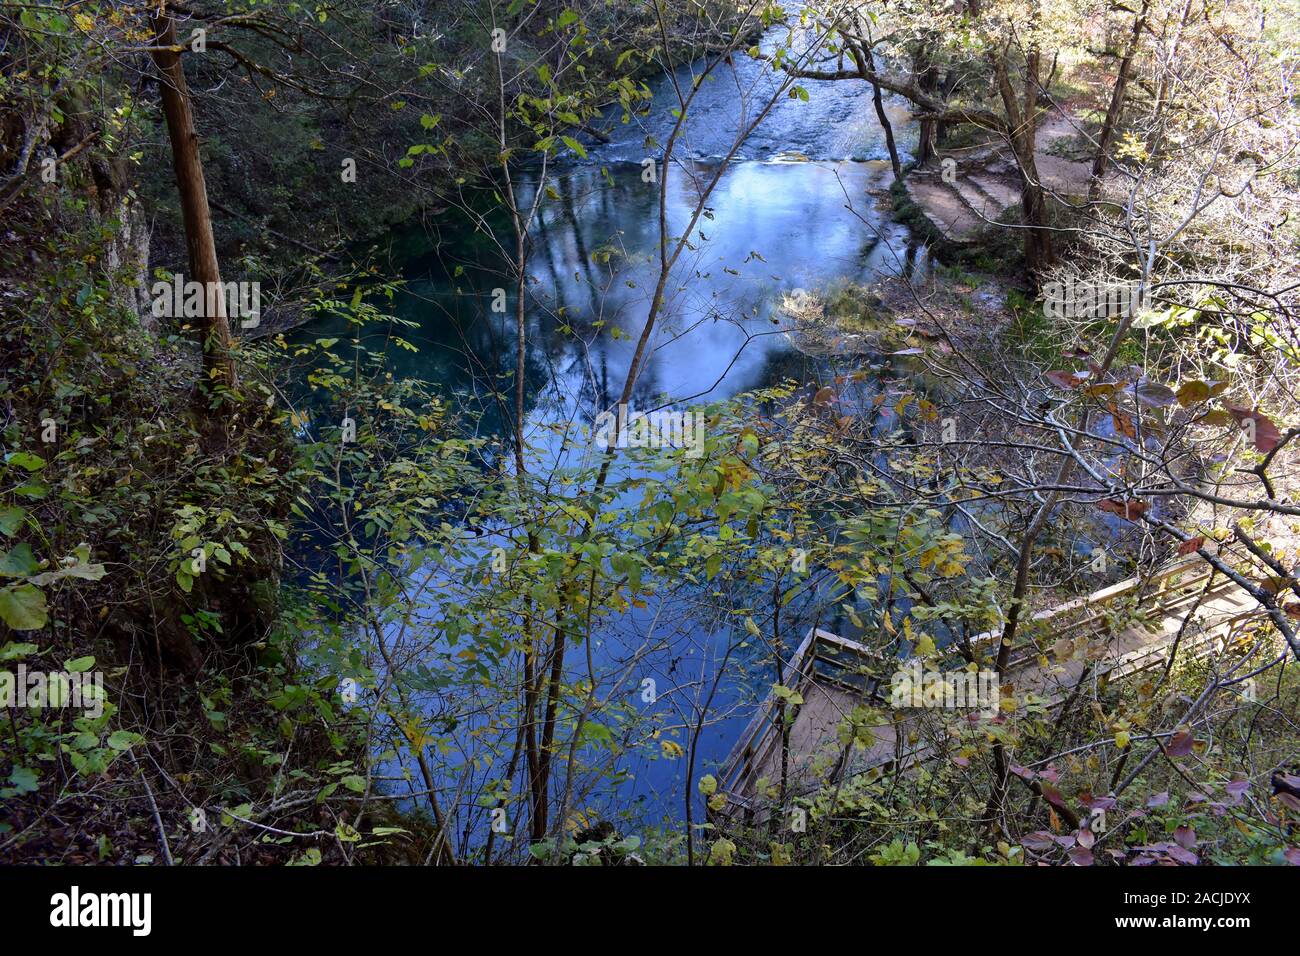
xmin=1046 ymin=370 xmax=1087 ymax=389
xmin=1098 ymin=499 xmax=1149 ymax=520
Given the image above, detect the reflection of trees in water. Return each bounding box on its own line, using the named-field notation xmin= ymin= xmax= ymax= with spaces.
xmin=285 ymin=154 xmax=920 ymax=478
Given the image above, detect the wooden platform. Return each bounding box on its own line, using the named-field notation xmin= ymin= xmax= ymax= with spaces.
xmin=717 ymin=559 xmax=1264 ymax=813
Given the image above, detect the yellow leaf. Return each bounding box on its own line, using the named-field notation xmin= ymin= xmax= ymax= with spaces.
xmin=709 ymin=838 xmax=736 ymax=865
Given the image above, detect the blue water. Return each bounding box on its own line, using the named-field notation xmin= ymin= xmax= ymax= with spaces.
xmin=287 ymin=27 xmax=924 ymax=837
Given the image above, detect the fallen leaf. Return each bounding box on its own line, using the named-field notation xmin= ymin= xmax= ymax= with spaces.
xmin=1166 ymin=844 xmax=1199 ymax=865
xmin=1067 ymin=846 xmax=1094 ymax=866
xmin=1109 ymin=403 xmax=1137 ymax=439
xmin=1164 ymin=730 xmax=1194 ymax=757
xmin=1098 ymin=499 xmax=1149 ymax=520
xmin=1046 ymin=370 xmax=1088 ymax=389
xmin=1021 ymin=831 xmax=1055 ymax=851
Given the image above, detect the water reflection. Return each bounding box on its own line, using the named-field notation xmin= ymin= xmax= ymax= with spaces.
xmin=300 ymin=158 xmax=916 ymax=438
xmin=286 ymin=39 xmax=928 ymax=828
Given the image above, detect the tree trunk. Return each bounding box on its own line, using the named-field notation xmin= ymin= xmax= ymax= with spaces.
xmin=148 ymin=11 xmax=237 ymax=391
xmin=992 ymin=46 xmax=1054 ymax=280
xmin=912 ymin=47 xmax=939 ymax=165
xmin=1018 ymin=147 xmax=1054 ymax=278
xmin=1149 ymin=0 xmax=1194 ymax=160
xmin=1089 ymin=0 xmax=1149 ymax=204
xmin=858 ymin=41 xmax=902 ymax=181
xmin=935 ymin=71 xmax=960 ymax=147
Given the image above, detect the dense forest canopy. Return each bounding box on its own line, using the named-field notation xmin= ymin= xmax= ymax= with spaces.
xmin=1 ymin=0 xmax=1299 ymax=874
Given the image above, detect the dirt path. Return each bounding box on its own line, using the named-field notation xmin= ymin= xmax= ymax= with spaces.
xmin=904 ymin=108 xmax=1095 ymax=244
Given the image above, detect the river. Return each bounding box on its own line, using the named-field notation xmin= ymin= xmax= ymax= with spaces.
xmin=287 ymin=24 xmax=924 ymax=833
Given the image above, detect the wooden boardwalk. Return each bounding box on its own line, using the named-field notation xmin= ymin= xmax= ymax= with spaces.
xmin=717 ymin=559 xmax=1264 ymax=813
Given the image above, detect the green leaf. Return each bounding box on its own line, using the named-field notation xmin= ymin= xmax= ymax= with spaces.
xmin=335 ymin=822 xmax=361 ymax=842
xmin=705 ymin=553 xmax=722 ymax=579
xmin=29 ymin=545 xmax=106 ymax=585
xmin=64 ymin=655 xmax=96 ymax=673
xmin=709 ymin=837 xmax=736 ymax=865
xmin=340 ymin=774 xmax=367 ymax=793
xmin=288 ymin=847 xmax=322 ymax=866
xmin=5 ymin=452 xmax=46 ymax=472
xmin=0 ymin=543 xmax=38 ymax=578
xmin=0 ymin=507 xmax=25 ymax=537
xmin=0 ymin=583 xmax=47 ymax=630
xmin=7 ymin=766 xmax=39 ymax=795
xmin=106 ymin=730 xmax=143 ymax=751
xmin=561 ymin=135 xmax=588 ymax=159
xmin=0 ymin=642 xmax=39 ymax=661
xmin=771 ymin=683 xmax=804 ymax=706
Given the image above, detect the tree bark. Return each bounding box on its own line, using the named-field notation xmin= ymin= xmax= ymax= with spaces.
xmin=1089 ymin=0 xmax=1150 ymax=204
xmin=148 ymin=11 xmax=237 ymax=391
xmin=912 ymin=47 xmax=940 ymax=165
xmin=992 ymin=45 xmax=1054 ymax=280
xmin=855 ymin=40 xmax=902 ymax=181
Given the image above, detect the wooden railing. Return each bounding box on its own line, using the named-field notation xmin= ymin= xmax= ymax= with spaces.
xmin=715 ymin=557 xmax=1253 ymax=809
xmin=716 ymin=627 xmax=891 ymax=805
xmin=958 ymin=557 xmax=1224 ymax=671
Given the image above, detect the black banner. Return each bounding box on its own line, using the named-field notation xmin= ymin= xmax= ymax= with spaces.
xmin=0 ymin=864 xmax=1276 ymax=942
